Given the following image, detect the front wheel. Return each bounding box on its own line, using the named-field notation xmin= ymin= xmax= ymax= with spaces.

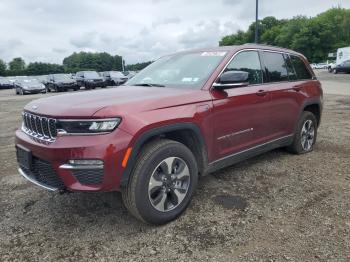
xmin=122 ymin=139 xmax=198 ymax=224
xmin=287 ymin=111 xmax=317 ymax=154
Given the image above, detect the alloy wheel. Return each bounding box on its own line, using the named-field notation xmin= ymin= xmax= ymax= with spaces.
xmin=300 ymin=119 xmax=315 ymax=151
xmin=148 ymin=157 xmax=190 ymax=212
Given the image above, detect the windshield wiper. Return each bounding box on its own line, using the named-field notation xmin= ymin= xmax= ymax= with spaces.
xmin=133 ymin=83 xmax=165 ymax=87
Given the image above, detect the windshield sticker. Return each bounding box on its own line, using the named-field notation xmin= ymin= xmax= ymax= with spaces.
xmin=201 ymin=51 xmax=226 ymax=57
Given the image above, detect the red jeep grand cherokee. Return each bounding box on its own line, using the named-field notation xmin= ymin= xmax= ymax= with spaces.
xmin=15 ymin=44 xmax=323 ymax=224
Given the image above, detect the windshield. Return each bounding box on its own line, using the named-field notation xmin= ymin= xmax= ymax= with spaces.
xmin=53 ymin=74 xmax=71 ymax=80
xmin=126 ymin=51 xmax=227 ymax=88
xmin=84 ymin=71 xmax=99 ymax=78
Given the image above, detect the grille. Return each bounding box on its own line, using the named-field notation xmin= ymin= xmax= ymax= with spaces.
xmin=22 ymin=112 xmax=57 ymax=142
xmin=21 ymin=157 xmax=65 ymax=189
xmin=72 ymin=169 xmax=104 ymax=185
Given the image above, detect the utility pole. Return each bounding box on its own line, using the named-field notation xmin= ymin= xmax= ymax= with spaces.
xmin=121 ymin=58 xmax=125 ymax=72
xmin=255 ymin=0 xmax=259 ymax=43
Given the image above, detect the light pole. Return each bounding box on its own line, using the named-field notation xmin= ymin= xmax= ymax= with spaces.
xmin=255 ymin=0 xmax=259 ymax=43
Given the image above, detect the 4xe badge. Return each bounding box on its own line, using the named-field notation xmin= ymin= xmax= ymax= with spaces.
xmin=32 ymin=105 xmax=38 ymax=110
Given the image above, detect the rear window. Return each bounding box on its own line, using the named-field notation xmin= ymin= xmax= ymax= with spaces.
xmin=290 ymin=55 xmax=312 ymax=80
xmin=261 ymin=51 xmax=288 ymax=82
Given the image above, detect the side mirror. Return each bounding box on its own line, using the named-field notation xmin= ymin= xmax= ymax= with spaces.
xmin=213 ymin=71 xmax=249 ymax=90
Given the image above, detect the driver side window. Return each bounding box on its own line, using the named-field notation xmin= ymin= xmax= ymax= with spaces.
xmin=224 ymin=51 xmax=263 ymax=85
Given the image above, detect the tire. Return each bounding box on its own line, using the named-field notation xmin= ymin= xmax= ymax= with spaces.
xmin=287 ymin=111 xmax=318 ymax=154
xmin=122 ymin=139 xmax=198 ymax=225
xmin=333 ymin=69 xmax=337 ymax=74
xmin=19 ymin=88 xmax=24 ymax=95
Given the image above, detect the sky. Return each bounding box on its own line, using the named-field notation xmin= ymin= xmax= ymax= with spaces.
xmin=0 ymin=0 xmax=349 ymax=65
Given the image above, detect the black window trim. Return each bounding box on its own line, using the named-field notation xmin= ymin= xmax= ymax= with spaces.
xmin=211 ymin=48 xmax=315 ymax=89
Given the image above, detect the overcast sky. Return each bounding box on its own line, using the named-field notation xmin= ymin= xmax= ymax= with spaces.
xmin=0 ymin=0 xmax=349 ymax=65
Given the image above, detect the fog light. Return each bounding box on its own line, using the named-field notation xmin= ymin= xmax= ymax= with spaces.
xmin=68 ymin=159 xmax=103 ymax=165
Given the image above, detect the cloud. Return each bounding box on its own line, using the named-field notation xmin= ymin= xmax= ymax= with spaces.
xmin=0 ymin=0 xmax=348 ymax=64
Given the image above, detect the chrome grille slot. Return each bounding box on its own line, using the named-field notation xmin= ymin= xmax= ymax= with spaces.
xmin=22 ymin=112 xmax=57 ymax=143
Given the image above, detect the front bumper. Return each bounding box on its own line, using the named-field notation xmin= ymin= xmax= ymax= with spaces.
xmin=15 ymin=128 xmax=133 ymax=192
xmin=24 ymin=89 xmax=46 ymax=94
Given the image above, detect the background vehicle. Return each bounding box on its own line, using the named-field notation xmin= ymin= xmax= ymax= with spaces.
xmin=329 ymin=46 xmax=350 ymax=72
xmin=14 ymin=78 xmax=46 ymax=95
xmin=47 ymin=74 xmax=79 ymax=92
xmin=122 ymin=71 xmax=137 ymax=80
xmin=0 ymin=77 xmax=14 ymax=89
xmin=15 ymin=44 xmax=322 ymax=224
xmin=75 ymin=71 xmax=106 ymax=90
xmin=101 ymin=71 xmax=128 ymax=86
xmin=333 ymin=60 xmax=350 ymax=74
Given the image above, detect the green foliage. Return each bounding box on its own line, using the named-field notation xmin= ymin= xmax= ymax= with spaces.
xmin=0 ymin=59 xmax=6 ymax=76
xmin=26 ymin=62 xmax=64 ymax=75
xmin=8 ymin=57 xmax=26 ymax=75
xmin=126 ymin=61 xmax=153 ymax=71
xmin=63 ymin=52 xmax=123 ymax=72
xmin=219 ymin=7 xmax=350 ymax=62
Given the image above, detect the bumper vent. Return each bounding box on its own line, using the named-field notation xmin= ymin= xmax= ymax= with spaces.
xmin=20 ymin=157 xmax=65 ymax=190
xmin=72 ymin=169 xmax=104 ymax=185
xmin=22 ymin=112 xmax=57 ymax=142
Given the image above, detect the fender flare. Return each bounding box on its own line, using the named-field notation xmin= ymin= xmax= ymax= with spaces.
xmin=119 ymin=122 xmax=207 ymax=188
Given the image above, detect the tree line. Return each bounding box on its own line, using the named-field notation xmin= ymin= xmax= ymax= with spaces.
xmin=219 ymin=7 xmax=350 ymax=63
xmin=0 ymin=52 xmax=152 ymax=77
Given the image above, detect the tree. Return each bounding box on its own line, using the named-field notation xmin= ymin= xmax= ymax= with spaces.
xmin=26 ymin=62 xmax=64 ymax=75
xmin=0 ymin=59 xmax=6 ymax=76
xmin=63 ymin=52 xmax=123 ymax=72
xmin=9 ymin=57 xmax=25 ymax=71
xmin=126 ymin=61 xmax=153 ymax=71
xmin=219 ymin=7 xmax=350 ymax=62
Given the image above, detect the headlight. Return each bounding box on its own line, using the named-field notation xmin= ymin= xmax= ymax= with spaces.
xmin=57 ymin=118 xmax=121 ymax=135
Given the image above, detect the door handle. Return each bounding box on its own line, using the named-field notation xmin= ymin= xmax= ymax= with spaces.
xmin=256 ymin=90 xmax=267 ymax=96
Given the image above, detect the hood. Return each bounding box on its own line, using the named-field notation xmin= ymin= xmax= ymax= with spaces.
xmin=22 ymin=83 xmax=45 ymax=89
xmin=24 ymin=86 xmax=208 ymax=118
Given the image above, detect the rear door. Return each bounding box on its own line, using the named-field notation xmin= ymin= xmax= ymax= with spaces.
xmin=262 ymin=52 xmax=313 ymax=138
xmin=211 ymin=50 xmax=271 ymax=160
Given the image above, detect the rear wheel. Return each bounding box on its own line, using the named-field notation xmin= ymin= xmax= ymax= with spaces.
xmin=287 ymin=111 xmax=317 ymax=154
xmin=333 ymin=69 xmax=338 ymax=74
xmin=122 ymin=139 xmax=198 ymax=224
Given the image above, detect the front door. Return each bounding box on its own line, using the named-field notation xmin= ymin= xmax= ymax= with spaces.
xmin=210 ymin=50 xmax=271 ymax=160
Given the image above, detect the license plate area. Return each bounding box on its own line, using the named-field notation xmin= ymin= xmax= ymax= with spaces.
xmin=16 ymin=145 xmax=32 ymax=170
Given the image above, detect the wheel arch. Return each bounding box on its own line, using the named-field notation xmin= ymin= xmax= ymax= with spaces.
xmin=119 ymin=122 xmax=208 ymax=188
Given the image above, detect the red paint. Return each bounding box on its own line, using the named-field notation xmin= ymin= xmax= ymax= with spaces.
xmin=15 ymin=44 xmax=322 ymax=192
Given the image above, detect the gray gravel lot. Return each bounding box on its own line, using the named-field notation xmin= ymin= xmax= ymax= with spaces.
xmin=0 ymin=71 xmax=349 ymax=261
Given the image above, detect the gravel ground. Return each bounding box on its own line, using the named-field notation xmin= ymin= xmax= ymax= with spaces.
xmin=0 ymin=72 xmax=349 ymax=261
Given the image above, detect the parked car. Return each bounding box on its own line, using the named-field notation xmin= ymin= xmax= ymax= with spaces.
xmin=47 ymin=74 xmax=79 ymax=92
xmin=333 ymin=60 xmax=350 ymax=74
xmin=35 ymin=75 xmax=49 ymax=87
xmin=101 ymin=71 xmax=128 ymax=86
xmin=0 ymin=77 xmax=14 ymax=89
xmin=14 ymin=78 xmax=46 ymax=95
xmin=311 ymin=63 xmax=328 ymax=69
xmin=75 ymin=71 xmax=106 ymax=89
xmin=123 ymin=71 xmax=137 ymax=80
xmin=15 ymin=44 xmax=322 ymax=224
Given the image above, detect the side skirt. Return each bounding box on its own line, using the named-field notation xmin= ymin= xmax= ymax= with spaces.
xmin=207 ymin=135 xmax=294 ymax=173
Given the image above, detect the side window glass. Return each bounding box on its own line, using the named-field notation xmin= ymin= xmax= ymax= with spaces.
xmin=224 ymin=51 xmax=263 ymax=85
xmin=283 ymin=54 xmax=297 ymax=81
xmin=261 ymin=52 xmax=288 ymax=82
xmin=290 ymin=55 xmax=312 ymax=80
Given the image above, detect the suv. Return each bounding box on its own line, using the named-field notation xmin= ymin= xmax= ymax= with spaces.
xmin=100 ymin=71 xmax=129 ymax=86
xmin=47 ymin=74 xmax=79 ymax=92
xmin=15 ymin=44 xmax=322 ymax=224
xmin=75 ymin=71 xmax=106 ymax=89
xmin=333 ymin=60 xmax=350 ymax=74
